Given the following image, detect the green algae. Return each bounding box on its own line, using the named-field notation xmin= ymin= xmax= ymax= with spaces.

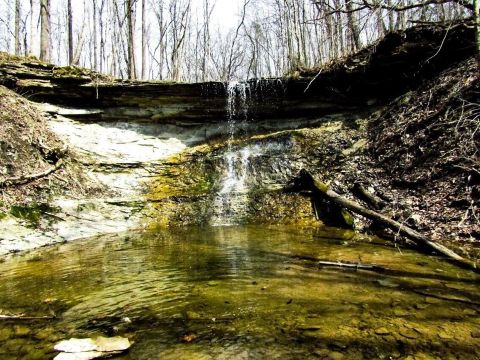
xmin=0 ymin=225 xmax=478 ymax=359
xmin=143 ymin=120 xmax=373 ymax=228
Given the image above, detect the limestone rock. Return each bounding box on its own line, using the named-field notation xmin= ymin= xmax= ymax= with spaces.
xmin=54 ymin=352 xmax=105 ymax=360
xmin=54 ymin=336 xmax=131 ymax=360
xmin=374 ymin=327 xmax=390 ymax=335
xmin=54 ymin=338 xmax=97 ymax=352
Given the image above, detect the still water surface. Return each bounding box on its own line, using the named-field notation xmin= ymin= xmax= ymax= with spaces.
xmin=0 ymin=225 xmax=479 ymax=359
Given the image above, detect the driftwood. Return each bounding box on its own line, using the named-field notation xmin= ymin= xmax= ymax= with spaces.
xmin=316 ymin=260 xmax=385 ymax=271
xmin=292 ymin=170 xmax=479 ymax=273
xmin=273 ymin=251 xmax=386 ymax=272
xmin=0 ymin=159 xmax=63 ymax=188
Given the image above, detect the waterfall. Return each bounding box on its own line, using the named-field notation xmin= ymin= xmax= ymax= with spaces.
xmin=211 ymin=81 xmax=252 ymax=225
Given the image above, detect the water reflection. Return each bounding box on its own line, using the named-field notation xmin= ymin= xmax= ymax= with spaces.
xmin=0 ymin=225 xmax=479 ymax=359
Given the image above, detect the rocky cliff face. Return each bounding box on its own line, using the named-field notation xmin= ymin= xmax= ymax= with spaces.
xmin=1 ymin=22 xmax=474 ymax=127
xmin=0 ymin=22 xmax=477 ymax=257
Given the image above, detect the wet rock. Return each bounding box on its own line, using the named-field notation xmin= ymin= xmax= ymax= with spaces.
xmin=408 ymin=353 xmax=441 ymax=360
xmin=471 ymin=330 xmax=480 ymax=338
xmin=315 ymin=349 xmax=350 ymax=360
xmin=54 ymin=338 xmax=97 ymax=352
xmin=0 ymin=326 xmax=13 ymax=341
xmin=13 ymin=325 xmax=31 ymax=337
xmin=376 ymin=279 xmax=399 ymax=288
xmin=53 ymin=336 xmax=130 ymax=360
xmin=186 ymin=311 xmax=201 ymax=320
xmin=313 ymin=348 xmax=330 ymax=357
xmin=462 ymin=308 xmax=477 ymax=316
xmin=425 ymin=297 xmax=441 ymax=304
xmin=327 ymin=351 xmax=345 ymax=360
xmin=94 ymin=337 xmax=130 ymax=352
xmin=374 ymin=327 xmax=390 ymax=335
xmin=54 ymin=352 xmax=105 ymax=360
xmin=299 ymin=324 xmax=322 ymax=331
xmin=34 ymin=327 xmax=57 ymax=341
xmin=438 ymin=330 xmax=453 ymax=340
xmin=399 ymin=328 xmax=418 ymax=339
xmin=393 ymin=308 xmax=409 ymax=316
xmin=414 ymin=303 xmax=429 ymax=310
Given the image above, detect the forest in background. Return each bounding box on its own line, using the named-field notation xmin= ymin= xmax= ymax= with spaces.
xmin=0 ymin=0 xmax=477 ymax=81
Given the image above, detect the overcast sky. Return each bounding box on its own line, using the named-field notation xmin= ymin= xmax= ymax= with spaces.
xmin=67 ymin=0 xmax=245 ymax=32
xmin=208 ymin=0 xmax=244 ymax=29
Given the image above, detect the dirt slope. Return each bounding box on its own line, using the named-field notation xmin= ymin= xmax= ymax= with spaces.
xmin=368 ymin=57 xmax=480 ymax=254
xmin=0 ymin=85 xmax=101 ymax=212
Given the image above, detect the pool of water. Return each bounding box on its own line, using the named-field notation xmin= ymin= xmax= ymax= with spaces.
xmin=0 ymin=225 xmax=479 ymax=359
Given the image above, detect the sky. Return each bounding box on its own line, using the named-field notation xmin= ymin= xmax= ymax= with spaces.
xmin=209 ymin=0 xmax=244 ymax=29
xmin=67 ymin=0 xmax=246 ymax=31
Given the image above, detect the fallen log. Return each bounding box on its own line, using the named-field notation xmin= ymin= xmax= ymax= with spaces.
xmin=352 ymin=182 xmax=386 ymax=210
xmin=292 ymin=169 xmax=479 ymax=273
xmin=0 ymin=159 xmax=63 ymax=188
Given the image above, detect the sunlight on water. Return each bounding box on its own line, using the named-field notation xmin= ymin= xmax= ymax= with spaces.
xmin=0 ymin=225 xmax=479 ymax=360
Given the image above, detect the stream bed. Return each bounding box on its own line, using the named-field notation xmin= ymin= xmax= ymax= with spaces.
xmin=0 ymin=225 xmax=479 ymax=359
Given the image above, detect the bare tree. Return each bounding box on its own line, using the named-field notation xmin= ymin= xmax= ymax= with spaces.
xmin=345 ymin=0 xmax=361 ymax=50
xmin=14 ymin=0 xmax=21 ymax=55
xmin=29 ymin=0 xmax=34 ymax=54
xmin=92 ymin=0 xmax=98 ymax=70
xmin=127 ymin=0 xmax=136 ymax=79
xmin=169 ymin=0 xmax=191 ymax=81
xmin=141 ymin=0 xmax=146 ymax=79
xmin=39 ymin=0 xmax=50 ymax=62
xmin=67 ymin=0 xmax=73 ymax=64
xmin=475 ymin=0 xmax=479 ymax=67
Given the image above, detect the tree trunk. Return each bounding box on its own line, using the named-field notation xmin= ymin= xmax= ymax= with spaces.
xmin=29 ymin=0 xmax=34 ymax=54
xmin=141 ymin=0 xmax=146 ymax=79
xmin=387 ymin=0 xmax=395 ymax=31
xmin=291 ymin=170 xmax=479 ymax=273
xmin=14 ymin=0 xmax=21 ymax=55
xmin=474 ymin=0 xmax=480 ymax=68
xmin=345 ymin=0 xmax=361 ymax=51
xmin=40 ymin=0 xmax=50 ymax=62
xmin=93 ymin=0 xmax=98 ymax=70
xmin=67 ymin=0 xmax=73 ymax=64
xmin=99 ymin=0 xmax=105 ymax=73
xmin=127 ymin=0 xmax=136 ymax=80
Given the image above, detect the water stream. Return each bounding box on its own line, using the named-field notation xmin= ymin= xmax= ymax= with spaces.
xmin=0 ymin=226 xmax=479 ymax=359
xmin=212 ymin=82 xmax=252 ymax=226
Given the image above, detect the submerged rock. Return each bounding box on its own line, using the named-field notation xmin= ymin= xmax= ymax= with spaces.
xmin=374 ymin=327 xmax=390 ymax=335
xmin=53 ymin=336 xmax=130 ymax=359
xmin=54 ymin=352 xmax=105 ymax=360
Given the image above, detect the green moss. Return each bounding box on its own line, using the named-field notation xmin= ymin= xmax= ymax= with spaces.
xmin=9 ymin=203 xmax=57 ymax=228
xmin=0 ymin=212 xmax=6 ymax=221
xmin=26 ymin=255 xmax=44 ymax=262
xmin=0 ymin=52 xmax=39 ymax=64
xmin=53 ymin=66 xmax=89 ymax=77
xmin=314 ymin=180 xmax=330 ymax=193
xmin=341 ymin=209 xmax=355 ymax=228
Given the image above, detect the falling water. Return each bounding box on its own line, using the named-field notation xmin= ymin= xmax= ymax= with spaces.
xmin=210 ymin=80 xmax=300 ymax=225
xmin=211 ymin=81 xmax=253 ymax=225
